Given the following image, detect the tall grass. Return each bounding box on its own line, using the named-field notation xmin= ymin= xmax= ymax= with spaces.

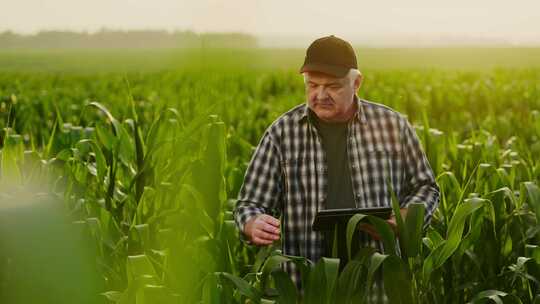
xmin=0 ymin=49 xmax=539 ymax=303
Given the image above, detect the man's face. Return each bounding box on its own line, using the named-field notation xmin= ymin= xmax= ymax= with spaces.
xmin=304 ymin=71 xmax=361 ymax=123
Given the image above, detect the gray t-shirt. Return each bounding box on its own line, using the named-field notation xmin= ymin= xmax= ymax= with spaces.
xmin=309 ymin=109 xmax=356 ymax=209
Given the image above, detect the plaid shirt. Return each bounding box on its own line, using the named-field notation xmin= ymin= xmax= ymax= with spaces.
xmin=234 ymin=97 xmax=439 ymax=290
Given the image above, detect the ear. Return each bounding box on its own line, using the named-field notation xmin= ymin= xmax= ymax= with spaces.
xmin=354 ymin=74 xmax=363 ymax=91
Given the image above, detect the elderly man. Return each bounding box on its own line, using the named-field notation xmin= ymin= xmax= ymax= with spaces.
xmin=233 ymin=35 xmax=439 ymax=298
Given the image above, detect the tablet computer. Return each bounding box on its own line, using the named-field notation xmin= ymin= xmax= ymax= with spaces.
xmin=312 ymin=207 xmax=392 ymax=231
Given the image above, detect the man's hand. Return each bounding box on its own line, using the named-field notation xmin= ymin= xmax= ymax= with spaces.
xmin=359 ymin=223 xmax=382 ymax=240
xmin=244 ymin=214 xmax=281 ymax=246
xmin=386 ymin=208 xmax=408 ymax=233
xmin=359 ymin=208 xmax=408 ymax=241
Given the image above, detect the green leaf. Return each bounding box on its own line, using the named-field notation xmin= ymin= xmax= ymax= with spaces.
xmin=118 ymin=123 xmax=135 ymax=164
xmin=383 ymin=255 xmax=412 ymax=304
xmin=218 ymin=272 xmax=262 ymax=302
xmin=45 ymin=118 xmax=59 ymax=158
xmin=403 ymin=202 xmax=425 ymax=257
xmin=332 ymin=224 xmax=339 ymax=258
xmin=523 ymin=182 xmax=540 ymax=224
xmin=366 ymin=252 xmax=388 ymax=295
xmin=271 ymin=270 xmax=297 ymax=304
xmin=253 ymin=246 xmax=275 ymax=273
xmin=202 ymin=274 xmax=221 ymax=304
xmin=423 ymin=228 xmax=444 ymax=251
xmin=118 ymin=275 xmax=157 ymax=304
xmin=88 ymin=101 xmax=121 ymax=136
xmin=336 ymin=260 xmax=364 ymax=303
xmin=56 ymin=149 xmax=72 ymax=161
xmin=260 ymin=253 xmax=292 ymax=290
xmin=322 ymin=258 xmax=340 ymax=304
xmin=96 ymin=123 xmax=117 ymax=151
xmin=137 ymin=285 xmax=176 ymax=304
xmin=261 ymin=254 xmax=292 ymax=279
xmin=346 ymin=213 xmax=368 ymax=260
xmin=304 ymin=258 xmax=326 ymax=304
xmin=336 ymin=248 xmax=375 ymax=303
xmin=366 ymin=215 xmax=396 ymax=255
xmin=126 ymin=255 xmax=159 ymax=285
xmin=304 ymin=257 xmax=339 ymax=304
xmin=134 ymin=224 xmax=150 ymax=249
xmin=76 ymin=139 xmax=107 ymax=182
xmin=388 ymin=180 xmax=408 ymax=255
xmin=470 ymin=290 xmax=508 ymax=304
xmin=101 ymin=291 xmax=123 ymax=303
xmin=423 ymin=198 xmax=484 ymax=279
xmin=526 ymin=244 xmax=540 ymax=264
xmin=180 ymin=184 xmax=215 ymax=238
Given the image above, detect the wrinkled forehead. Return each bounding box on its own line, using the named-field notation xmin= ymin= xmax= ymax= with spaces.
xmin=303 ymin=71 xmax=347 ymax=84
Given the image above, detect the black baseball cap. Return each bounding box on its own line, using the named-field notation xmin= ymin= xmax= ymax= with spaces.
xmin=300 ymin=35 xmax=358 ymax=77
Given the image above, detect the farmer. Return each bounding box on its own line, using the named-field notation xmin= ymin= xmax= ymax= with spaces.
xmin=233 ymin=35 xmax=439 ymax=299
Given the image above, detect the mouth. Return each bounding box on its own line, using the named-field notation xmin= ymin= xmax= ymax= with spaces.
xmin=317 ymin=103 xmax=333 ymax=108
xmin=315 ymin=99 xmax=333 ymax=105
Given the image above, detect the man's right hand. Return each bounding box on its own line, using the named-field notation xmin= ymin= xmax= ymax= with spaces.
xmin=359 ymin=223 xmax=381 ymax=240
xmin=244 ymin=214 xmax=281 ymax=246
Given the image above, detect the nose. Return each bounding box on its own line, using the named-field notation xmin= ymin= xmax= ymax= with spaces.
xmin=316 ymin=86 xmax=329 ymax=100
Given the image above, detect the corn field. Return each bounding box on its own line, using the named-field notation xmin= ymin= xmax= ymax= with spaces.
xmin=0 ymin=49 xmax=539 ymax=303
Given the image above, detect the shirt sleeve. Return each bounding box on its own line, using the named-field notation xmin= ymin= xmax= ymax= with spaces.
xmin=399 ymin=118 xmax=440 ymax=226
xmin=233 ymin=130 xmax=283 ymax=242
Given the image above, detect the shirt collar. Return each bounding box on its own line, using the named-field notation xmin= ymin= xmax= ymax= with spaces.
xmin=296 ymin=95 xmax=367 ymax=125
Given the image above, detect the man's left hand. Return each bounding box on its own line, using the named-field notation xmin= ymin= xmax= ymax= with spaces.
xmin=386 ymin=207 xmax=408 ymax=232
xmin=359 ymin=207 xmax=408 ymax=241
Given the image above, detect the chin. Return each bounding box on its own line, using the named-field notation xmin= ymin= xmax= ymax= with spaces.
xmin=314 ymin=109 xmax=335 ymax=119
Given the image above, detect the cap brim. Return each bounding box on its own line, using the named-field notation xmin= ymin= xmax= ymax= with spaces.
xmin=299 ymin=62 xmax=350 ymax=78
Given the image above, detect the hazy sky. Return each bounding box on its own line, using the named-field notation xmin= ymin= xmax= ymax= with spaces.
xmin=2 ymin=0 xmax=540 ymax=43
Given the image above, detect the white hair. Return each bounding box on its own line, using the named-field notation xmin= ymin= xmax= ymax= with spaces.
xmin=346 ymin=68 xmax=362 ymax=85
xmin=303 ymin=68 xmax=362 ymax=85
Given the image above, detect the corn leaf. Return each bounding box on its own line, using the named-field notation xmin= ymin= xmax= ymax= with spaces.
xmin=423 ymin=197 xmax=484 ymax=278
xmin=383 ymin=255 xmax=412 ymax=304
xmin=271 ymin=270 xmax=297 ymax=304
xmin=346 ymin=213 xmax=368 ymax=260
xmin=219 ymin=272 xmax=262 ymax=302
